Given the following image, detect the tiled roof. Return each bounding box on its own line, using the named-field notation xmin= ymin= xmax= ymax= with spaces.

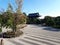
xmin=28 ymin=13 xmax=40 ymax=17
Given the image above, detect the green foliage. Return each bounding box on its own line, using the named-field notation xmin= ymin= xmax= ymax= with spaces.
xmin=0 ymin=0 xmax=26 ymax=38
xmin=53 ymin=16 xmax=60 ymax=28
xmin=44 ymin=16 xmax=60 ymax=28
xmin=27 ymin=17 xmax=40 ymax=24
xmin=0 ymin=12 xmax=26 ymax=32
xmin=44 ymin=16 xmax=55 ymax=26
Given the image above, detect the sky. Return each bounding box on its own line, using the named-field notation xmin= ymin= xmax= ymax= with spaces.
xmin=0 ymin=0 xmax=60 ymax=18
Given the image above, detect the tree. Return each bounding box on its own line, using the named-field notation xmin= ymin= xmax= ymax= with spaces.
xmin=0 ymin=14 xmax=2 ymax=32
xmin=6 ymin=3 xmax=13 ymax=13
xmin=15 ymin=0 xmax=23 ymax=14
xmin=6 ymin=0 xmax=26 ymax=32
xmin=0 ymin=0 xmax=26 ymax=38
xmin=54 ymin=16 xmax=60 ymax=28
xmin=44 ymin=16 xmax=55 ymax=26
xmin=23 ymin=12 xmax=27 ymax=16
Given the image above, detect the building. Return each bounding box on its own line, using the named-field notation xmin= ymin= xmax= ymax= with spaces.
xmin=28 ymin=13 xmax=40 ymax=18
xmin=27 ymin=13 xmax=40 ymax=24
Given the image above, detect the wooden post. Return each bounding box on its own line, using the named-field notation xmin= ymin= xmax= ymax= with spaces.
xmin=1 ymin=39 xmax=3 ymax=45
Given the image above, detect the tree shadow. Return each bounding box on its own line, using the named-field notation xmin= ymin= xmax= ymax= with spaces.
xmin=33 ymin=24 xmax=60 ymax=32
xmin=0 ymin=33 xmax=2 ymax=38
xmin=43 ymin=27 xmax=60 ymax=32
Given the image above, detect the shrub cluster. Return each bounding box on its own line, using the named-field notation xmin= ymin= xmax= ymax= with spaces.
xmin=43 ymin=16 xmax=60 ymax=28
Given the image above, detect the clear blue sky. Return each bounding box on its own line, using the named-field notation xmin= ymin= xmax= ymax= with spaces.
xmin=0 ymin=0 xmax=60 ymax=18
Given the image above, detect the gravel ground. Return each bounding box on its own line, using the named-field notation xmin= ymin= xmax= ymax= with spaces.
xmin=0 ymin=24 xmax=60 ymax=45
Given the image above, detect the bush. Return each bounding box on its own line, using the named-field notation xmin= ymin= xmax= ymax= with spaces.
xmin=3 ymin=31 xmax=23 ymax=38
xmin=53 ymin=25 xmax=60 ymax=29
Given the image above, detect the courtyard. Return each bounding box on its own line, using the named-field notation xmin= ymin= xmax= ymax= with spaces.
xmin=1 ymin=24 xmax=60 ymax=45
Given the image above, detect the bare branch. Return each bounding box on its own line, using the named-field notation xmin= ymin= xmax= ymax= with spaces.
xmin=15 ymin=0 xmax=23 ymax=13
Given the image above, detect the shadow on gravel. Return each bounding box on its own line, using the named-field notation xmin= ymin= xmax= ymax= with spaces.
xmin=43 ymin=27 xmax=60 ymax=32
xmin=0 ymin=33 xmax=2 ymax=38
xmin=32 ymin=24 xmax=60 ymax=32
